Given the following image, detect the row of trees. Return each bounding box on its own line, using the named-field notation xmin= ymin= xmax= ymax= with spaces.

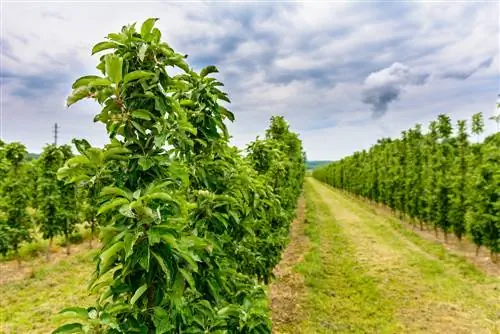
xmin=313 ymin=112 xmax=499 ymax=262
xmin=54 ymin=19 xmax=305 ymax=333
xmin=0 ymin=140 xmax=91 ymax=263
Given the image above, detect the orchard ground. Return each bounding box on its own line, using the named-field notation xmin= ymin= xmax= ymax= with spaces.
xmin=1 ymin=178 xmax=499 ymax=333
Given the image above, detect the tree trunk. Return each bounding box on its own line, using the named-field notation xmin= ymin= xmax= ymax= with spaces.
xmin=419 ymin=220 xmax=424 ymax=231
xmin=475 ymin=245 xmax=480 ymax=256
xmin=147 ymin=284 xmax=155 ymax=334
xmin=15 ymin=248 xmax=21 ymax=269
xmin=88 ymin=227 xmax=93 ymax=249
xmin=434 ymin=226 xmax=438 ymax=238
xmin=46 ymin=237 xmax=53 ymax=261
xmin=444 ymin=232 xmax=448 ymax=243
xmin=65 ymin=233 xmax=70 ymax=255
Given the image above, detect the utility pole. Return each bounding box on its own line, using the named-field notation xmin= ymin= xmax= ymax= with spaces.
xmin=53 ymin=123 xmax=59 ymax=146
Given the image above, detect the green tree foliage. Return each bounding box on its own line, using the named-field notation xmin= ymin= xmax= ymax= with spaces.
xmin=467 ymin=133 xmax=500 ymax=261
xmin=62 ymin=139 xmax=108 ymax=248
xmin=58 ymin=145 xmax=80 ymax=255
xmin=471 ymin=112 xmax=484 ymax=142
xmin=436 ymin=114 xmax=453 ymax=240
xmin=54 ymin=18 xmax=304 ymax=333
xmin=313 ymin=112 xmax=499 ymax=261
xmin=37 ymin=145 xmax=65 ymax=254
xmin=36 ymin=144 xmax=79 ymax=257
xmin=0 ymin=140 xmax=9 ymax=186
xmin=0 ymin=143 xmax=32 ymax=263
xmin=448 ymin=120 xmax=468 ymax=241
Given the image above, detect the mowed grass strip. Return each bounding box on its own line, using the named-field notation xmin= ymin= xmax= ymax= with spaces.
xmin=0 ymin=250 xmax=96 ymax=334
xmin=289 ymin=179 xmax=401 ymax=333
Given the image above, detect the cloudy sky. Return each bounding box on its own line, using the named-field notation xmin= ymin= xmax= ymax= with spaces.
xmin=1 ymin=1 xmax=498 ymax=160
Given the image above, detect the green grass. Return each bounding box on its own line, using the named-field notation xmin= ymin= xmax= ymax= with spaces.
xmin=287 ymin=180 xmax=401 ymax=333
xmin=0 ymin=251 xmax=97 ymax=334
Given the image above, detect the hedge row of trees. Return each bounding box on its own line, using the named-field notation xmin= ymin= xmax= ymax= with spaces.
xmin=53 ymin=19 xmax=305 ymax=333
xmin=0 ymin=140 xmax=91 ymax=263
xmin=313 ymin=112 xmax=499 ymax=262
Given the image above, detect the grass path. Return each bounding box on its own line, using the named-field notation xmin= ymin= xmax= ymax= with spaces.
xmin=273 ymin=178 xmax=500 ymax=333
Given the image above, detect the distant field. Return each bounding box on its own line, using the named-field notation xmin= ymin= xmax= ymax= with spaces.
xmin=306 ymin=160 xmax=331 ymax=170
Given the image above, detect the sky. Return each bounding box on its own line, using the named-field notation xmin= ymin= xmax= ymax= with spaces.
xmin=0 ymin=1 xmax=499 ymax=161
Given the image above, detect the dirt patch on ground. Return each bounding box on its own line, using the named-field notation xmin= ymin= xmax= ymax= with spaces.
xmin=269 ymin=195 xmax=309 ymax=333
xmin=0 ymin=242 xmax=99 ymax=285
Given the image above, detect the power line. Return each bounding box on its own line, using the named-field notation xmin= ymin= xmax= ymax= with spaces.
xmin=53 ymin=123 xmax=59 ymax=146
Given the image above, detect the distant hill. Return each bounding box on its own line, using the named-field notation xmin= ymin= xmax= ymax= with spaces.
xmin=26 ymin=152 xmax=40 ymax=161
xmin=306 ymin=160 xmax=331 ymax=170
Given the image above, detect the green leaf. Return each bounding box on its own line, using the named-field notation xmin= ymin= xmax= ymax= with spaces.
xmin=180 ymin=99 xmax=195 ymax=107
xmin=107 ymin=33 xmax=126 ymax=43
xmin=143 ymin=192 xmax=174 ymax=203
xmin=131 ymin=121 xmax=146 ymax=135
xmin=89 ymin=78 xmax=113 ymax=87
xmin=123 ymin=232 xmax=140 ymax=259
xmin=219 ymin=106 xmax=235 ymax=121
xmin=217 ymin=92 xmax=230 ymax=103
xmin=151 ymin=28 xmax=162 ymax=43
xmin=148 ymin=228 xmax=161 ymax=245
xmin=138 ymin=246 xmax=150 ymax=271
xmin=138 ymin=44 xmax=148 ymax=62
xmin=123 ymin=70 xmax=155 ymax=84
xmin=131 ymin=109 xmax=153 ymax=120
xmin=179 ymin=268 xmax=195 ymax=289
xmin=99 ymin=241 xmax=123 ymax=274
xmin=130 ymin=284 xmax=147 ymax=305
xmin=98 ymin=198 xmax=129 ymax=215
xmin=200 ymin=65 xmax=219 ymax=78
xmin=72 ymin=75 xmax=102 ymax=89
xmin=160 ymin=233 xmax=178 ymax=249
xmin=67 ymin=87 xmax=90 ymax=107
xmin=92 ymin=41 xmax=118 ymax=55
xmin=175 ymin=249 xmax=199 ymax=272
xmin=100 ymin=186 xmax=132 ymax=200
xmin=151 ymin=251 xmax=169 ymax=276
xmin=152 ymin=307 xmax=174 ymax=333
xmin=105 ymin=54 xmax=123 ymax=84
xmin=52 ymin=323 xmax=83 ymax=334
xmin=58 ymin=307 xmax=89 ymax=320
xmin=138 ymin=157 xmax=155 ymax=171
xmin=119 ymin=204 xmax=135 ymax=218
xmin=133 ymin=189 xmax=142 ymax=199
xmin=141 ymin=18 xmax=159 ymax=39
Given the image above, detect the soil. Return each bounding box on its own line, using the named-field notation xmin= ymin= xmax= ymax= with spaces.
xmin=269 ymin=195 xmax=309 ymax=333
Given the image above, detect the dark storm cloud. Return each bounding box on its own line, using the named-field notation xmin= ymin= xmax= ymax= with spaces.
xmin=441 ymin=57 xmax=494 ymax=80
xmin=361 ymin=63 xmax=430 ymax=117
xmin=1 ymin=56 xmax=80 ymax=98
xmin=186 ymin=35 xmax=247 ymax=67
